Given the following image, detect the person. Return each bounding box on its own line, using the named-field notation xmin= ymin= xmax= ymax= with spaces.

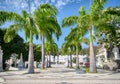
xmin=112 ymin=46 xmax=120 ymax=60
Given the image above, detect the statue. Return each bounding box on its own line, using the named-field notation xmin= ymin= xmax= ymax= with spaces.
xmin=18 ymin=53 xmax=24 ymax=70
xmin=11 ymin=53 xmax=17 ymax=67
xmin=112 ymin=46 xmax=120 ymax=60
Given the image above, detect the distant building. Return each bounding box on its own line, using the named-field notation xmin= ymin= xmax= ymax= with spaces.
xmin=45 ymin=55 xmax=88 ymax=64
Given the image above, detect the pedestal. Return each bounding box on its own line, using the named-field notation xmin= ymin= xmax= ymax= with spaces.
xmin=0 ymin=49 xmax=3 ymax=72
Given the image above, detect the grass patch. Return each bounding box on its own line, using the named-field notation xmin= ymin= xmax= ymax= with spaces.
xmin=40 ymin=68 xmax=48 ymax=70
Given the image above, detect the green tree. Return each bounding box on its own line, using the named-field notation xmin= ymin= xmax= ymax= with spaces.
xmin=51 ymin=42 xmax=59 ymax=64
xmin=45 ymin=40 xmax=52 ymax=67
xmin=81 ymin=0 xmax=108 ymax=72
xmin=45 ymin=39 xmax=58 ymax=67
xmin=64 ymin=28 xmax=88 ymax=69
xmin=0 ymin=29 xmax=25 ymax=70
xmin=34 ymin=4 xmax=61 ymax=69
xmin=95 ymin=7 xmax=120 ymax=59
xmin=62 ymin=0 xmax=108 ymax=72
xmin=34 ymin=44 xmax=41 ymax=62
xmin=0 ymin=29 xmax=27 ymax=61
xmin=0 ymin=10 xmax=37 ymax=73
xmin=62 ymin=42 xmax=70 ymax=67
xmin=62 ymin=6 xmax=88 ymax=69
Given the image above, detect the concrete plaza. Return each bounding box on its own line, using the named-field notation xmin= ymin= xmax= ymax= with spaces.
xmin=0 ymin=64 xmax=120 ymax=84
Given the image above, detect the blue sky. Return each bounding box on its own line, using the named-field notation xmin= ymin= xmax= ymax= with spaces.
xmin=0 ymin=0 xmax=120 ymax=48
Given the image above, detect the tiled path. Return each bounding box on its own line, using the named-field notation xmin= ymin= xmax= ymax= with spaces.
xmin=0 ymin=64 xmax=120 ymax=84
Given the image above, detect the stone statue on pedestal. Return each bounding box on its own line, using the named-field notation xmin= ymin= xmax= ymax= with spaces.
xmin=112 ymin=46 xmax=120 ymax=60
xmin=18 ymin=53 xmax=24 ymax=70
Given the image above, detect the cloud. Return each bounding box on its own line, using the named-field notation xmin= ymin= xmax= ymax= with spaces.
xmin=53 ymin=0 xmax=83 ymax=10
xmin=0 ymin=0 xmax=83 ymax=12
xmin=55 ymin=0 xmax=70 ymax=9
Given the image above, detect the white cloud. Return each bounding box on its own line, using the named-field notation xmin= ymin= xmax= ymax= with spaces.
xmin=53 ymin=0 xmax=83 ymax=10
xmin=55 ymin=0 xmax=70 ymax=9
xmin=0 ymin=0 xmax=83 ymax=12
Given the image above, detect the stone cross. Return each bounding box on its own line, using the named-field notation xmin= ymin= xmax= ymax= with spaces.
xmin=0 ymin=46 xmax=3 ymax=72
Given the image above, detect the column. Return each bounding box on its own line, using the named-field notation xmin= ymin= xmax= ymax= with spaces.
xmin=0 ymin=46 xmax=3 ymax=72
xmin=104 ymin=48 xmax=108 ymax=62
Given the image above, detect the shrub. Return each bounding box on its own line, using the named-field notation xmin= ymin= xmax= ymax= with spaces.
xmin=85 ymin=67 xmax=90 ymax=73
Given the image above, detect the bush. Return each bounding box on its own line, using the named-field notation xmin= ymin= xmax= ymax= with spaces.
xmin=85 ymin=67 xmax=90 ymax=73
xmin=72 ymin=57 xmax=76 ymax=63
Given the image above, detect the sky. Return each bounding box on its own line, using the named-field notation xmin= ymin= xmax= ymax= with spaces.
xmin=0 ymin=0 xmax=120 ymax=48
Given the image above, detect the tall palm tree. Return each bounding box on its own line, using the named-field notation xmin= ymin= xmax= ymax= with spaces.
xmin=34 ymin=4 xmax=61 ymax=69
xmin=27 ymin=0 xmax=35 ymax=73
xmin=62 ymin=6 xmax=88 ymax=69
xmin=81 ymin=0 xmax=108 ymax=72
xmin=65 ymin=28 xmax=89 ymax=69
xmin=62 ymin=0 xmax=107 ymax=72
xmin=62 ymin=41 xmax=71 ymax=67
xmin=45 ymin=39 xmax=58 ymax=67
xmin=0 ymin=10 xmax=36 ymax=73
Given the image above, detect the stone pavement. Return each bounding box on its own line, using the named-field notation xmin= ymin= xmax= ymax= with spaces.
xmin=0 ymin=64 xmax=120 ymax=84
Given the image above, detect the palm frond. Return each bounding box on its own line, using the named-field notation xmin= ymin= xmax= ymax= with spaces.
xmin=4 ymin=24 xmax=22 ymax=43
xmin=62 ymin=16 xmax=78 ymax=27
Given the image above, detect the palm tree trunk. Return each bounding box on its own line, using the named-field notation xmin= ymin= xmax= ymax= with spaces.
xmin=89 ymin=28 xmax=97 ymax=73
xmin=53 ymin=55 xmax=55 ymax=64
xmin=41 ymin=34 xmax=45 ymax=69
xmin=28 ymin=43 xmax=34 ymax=73
xmin=70 ymin=51 xmax=73 ymax=68
xmin=28 ymin=30 xmax=34 ymax=73
xmin=67 ymin=55 xmax=69 ymax=67
xmin=46 ymin=55 xmax=48 ymax=68
xmin=76 ymin=45 xmax=79 ymax=69
xmin=48 ymin=51 xmax=51 ymax=67
xmin=27 ymin=0 xmax=34 ymax=74
xmin=57 ymin=55 xmax=59 ymax=64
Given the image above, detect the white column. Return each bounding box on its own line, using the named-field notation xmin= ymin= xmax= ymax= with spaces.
xmin=0 ymin=47 xmax=3 ymax=72
xmin=104 ymin=49 xmax=108 ymax=62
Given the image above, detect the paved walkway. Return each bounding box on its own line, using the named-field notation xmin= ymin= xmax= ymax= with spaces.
xmin=0 ymin=64 xmax=120 ymax=84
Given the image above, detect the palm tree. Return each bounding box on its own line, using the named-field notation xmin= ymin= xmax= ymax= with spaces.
xmin=105 ymin=7 xmax=120 ymax=16
xmin=45 ymin=39 xmax=58 ymax=67
xmin=34 ymin=4 xmax=61 ymax=69
xmin=65 ymin=28 xmax=88 ymax=69
xmin=27 ymin=0 xmax=35 ymax=73
xmin=82 ymin=0 xmax=108 ymax=72
xmin=62 ymin=41 xmax=71 ymax=67
xmin=0 ymin=9 xmax=36 ymax=73
xmin=62 ymin=6 xmax=88 ymax=69
xmin=51 ymin=42 xmax=59 ymax=65
xmin=62 ymin=0 xmax=108 ymax=72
